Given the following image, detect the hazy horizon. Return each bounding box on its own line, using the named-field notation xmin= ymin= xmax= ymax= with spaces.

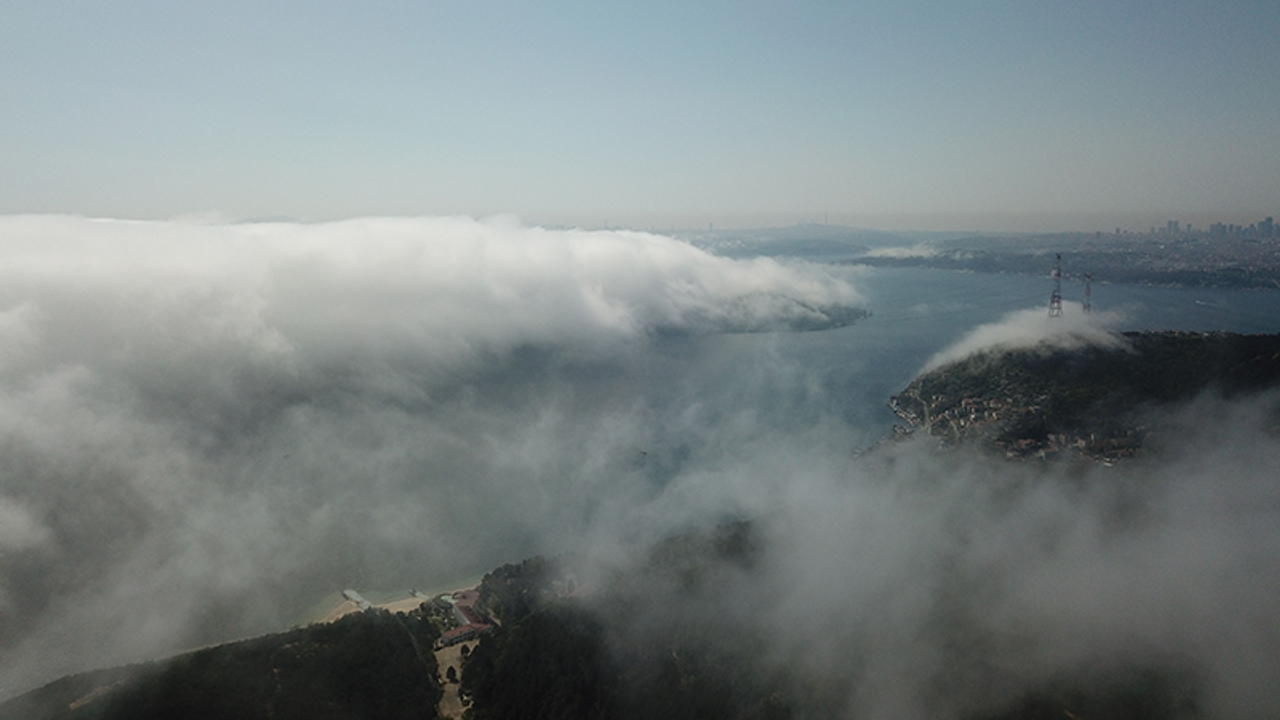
xmin=7 ymin=211 xmax=1276 ymax=238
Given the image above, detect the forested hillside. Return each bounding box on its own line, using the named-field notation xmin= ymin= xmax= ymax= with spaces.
xmin=891 ymin=331 xmax=1280 ymax=459
xmin=0 ymin=608 xmax=442 ymax=720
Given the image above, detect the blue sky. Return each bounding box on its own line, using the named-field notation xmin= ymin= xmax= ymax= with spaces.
xmin=3 ymin=0 xmax=1278 ymax=230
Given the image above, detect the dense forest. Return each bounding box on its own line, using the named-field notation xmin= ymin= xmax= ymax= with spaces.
xmin=460 ymin=523 xmax=802 ymax=720
xmin=0 ymin=608 xmax=442 ymax=720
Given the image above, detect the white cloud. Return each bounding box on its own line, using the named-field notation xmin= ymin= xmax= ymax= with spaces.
xmin=863 ymin=244 xmax=937 ymax=259
xmin=0 ymin=214 xmax=866 ymax=694
xmin=0 ymin=215 xmax=862 ymax=370
xmin=922 ymin=303 xmax=1129 ymax=373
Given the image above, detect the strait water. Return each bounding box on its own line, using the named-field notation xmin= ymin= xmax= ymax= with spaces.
xmin=698 ymin=265 xmax=1280 ymax=447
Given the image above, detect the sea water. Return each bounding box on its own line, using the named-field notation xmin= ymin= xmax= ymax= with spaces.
xmin=691 ymin=265 xmax=1280 ymax=448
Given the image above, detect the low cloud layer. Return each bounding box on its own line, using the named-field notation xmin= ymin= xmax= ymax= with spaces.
xmin=578 ymin=391 xmax=1280 ymax=719
xmin=1 ymin=216 xmax=1277 ymax=719
xmin=758 ymin=396 xmax=1280 ymax=719
xmin=922 ymin=304 xmax=1129 ymax=373
xmin=864 ymin=244 xmax=938 ymax=259
xmin=0 ymin=215 xmax=863 ymax=695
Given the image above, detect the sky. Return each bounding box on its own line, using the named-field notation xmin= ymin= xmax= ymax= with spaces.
xmin=3 ymin=0 xmax=1279 ymax=231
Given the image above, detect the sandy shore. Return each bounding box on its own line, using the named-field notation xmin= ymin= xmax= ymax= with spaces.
xmin=311 ymin=576 xmax=484 ymax=624
xmin=316 ymin=599 xmax=363 ymax=624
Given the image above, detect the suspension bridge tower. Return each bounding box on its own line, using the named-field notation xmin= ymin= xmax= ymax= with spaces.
xmin=1048 ymin=253 xmax=1063 ymax=318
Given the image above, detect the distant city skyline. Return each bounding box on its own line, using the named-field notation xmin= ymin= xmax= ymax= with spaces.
xmin=3 ymin=1 xmax=1279 ymax=233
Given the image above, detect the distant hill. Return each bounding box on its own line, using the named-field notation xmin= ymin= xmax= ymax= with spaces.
xmin=890 ymin=331 xmax=1280 ymax=460
xmin=851 ymin=232 xmax=1280 ymax=289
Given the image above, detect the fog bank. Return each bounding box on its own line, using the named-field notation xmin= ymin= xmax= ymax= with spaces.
xmin=576 ymin=391 xmax=1280 ymax=719
xmin=0 ymin=215 xmax=863 ymax=696
xmin=1 ymin=215 xmax=1277 ymax=720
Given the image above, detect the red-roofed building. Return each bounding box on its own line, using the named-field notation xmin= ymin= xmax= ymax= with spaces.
xmin=437 ymin=621 xmax=493 ymax=648
xmin=435 ymin=590 xmax=494 ymax=649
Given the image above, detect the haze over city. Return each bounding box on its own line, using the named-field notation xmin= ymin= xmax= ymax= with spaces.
xmin=4 ymin=0 xmax=1279 ymax=231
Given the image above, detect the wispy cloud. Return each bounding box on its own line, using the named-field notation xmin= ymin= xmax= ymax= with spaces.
xmin=863 ymin=244 xmax=938 ymax=259
xmin=922 ymin=304 xmax=1129 ymax=373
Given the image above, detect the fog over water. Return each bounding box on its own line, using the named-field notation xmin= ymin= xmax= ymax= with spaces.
xmin=1 ymin=216 xmax=1279 ymax=718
